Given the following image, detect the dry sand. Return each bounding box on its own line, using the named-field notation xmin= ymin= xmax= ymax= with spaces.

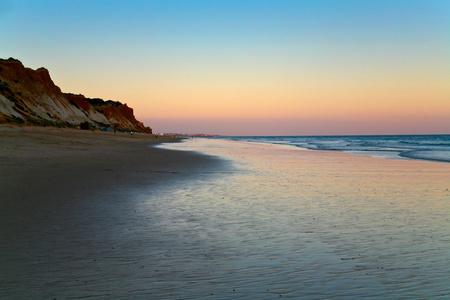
xmin=0 ymin=124 xmax=226 ymax=227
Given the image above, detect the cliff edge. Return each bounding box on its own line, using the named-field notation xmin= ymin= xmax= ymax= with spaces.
xmin=0 ymin=58 xmax=152 ymax=133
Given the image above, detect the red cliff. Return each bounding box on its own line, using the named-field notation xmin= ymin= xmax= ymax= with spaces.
xmin=0 ymin=58 xmax=152 ymax=133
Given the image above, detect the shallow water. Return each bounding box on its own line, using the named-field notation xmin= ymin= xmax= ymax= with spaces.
xmin=2 ymin=138 xmax=450 ymax=299
xmin=153 ymin=139 xmax=450 ymax=299
xmin=219 ymin=134 xmax=450 ymax=163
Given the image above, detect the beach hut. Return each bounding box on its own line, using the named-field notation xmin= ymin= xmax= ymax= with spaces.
xmin=80 ymin=122 xmax=91 ymax=130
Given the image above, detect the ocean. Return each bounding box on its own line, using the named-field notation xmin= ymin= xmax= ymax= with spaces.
xmin=216 ymin=134 xmax=450 ymax=163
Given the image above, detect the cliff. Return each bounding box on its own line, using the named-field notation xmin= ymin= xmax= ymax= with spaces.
xmin=0 ymin=58 xmax=152 ymax=133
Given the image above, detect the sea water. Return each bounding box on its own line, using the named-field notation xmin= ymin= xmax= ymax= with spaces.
xmin=217 ymin=135 xmax=450 ymax=163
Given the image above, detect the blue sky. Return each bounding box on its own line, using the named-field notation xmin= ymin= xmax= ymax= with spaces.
xmin=1 ymin=0 xmax=449 ymax=135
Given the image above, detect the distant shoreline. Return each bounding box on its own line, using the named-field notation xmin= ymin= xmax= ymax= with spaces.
xmin=213 ymin=135 xmax=450 ymax=163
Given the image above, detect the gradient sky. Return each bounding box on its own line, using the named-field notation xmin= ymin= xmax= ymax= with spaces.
xmin=1 ymin=0 xmax=449 ymax=135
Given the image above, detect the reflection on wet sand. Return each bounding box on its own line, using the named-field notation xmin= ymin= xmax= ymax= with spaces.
xmin=1 ymin=131 xmax=449 ymax=299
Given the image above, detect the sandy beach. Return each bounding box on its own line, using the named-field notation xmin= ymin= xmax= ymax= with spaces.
xmin=0 ymin=125 xmax=228 ymax=299
xmin=0 ymin=125 xmax=225 ymax=202
xmin=1 ymin=128 xmax=449 ymax=299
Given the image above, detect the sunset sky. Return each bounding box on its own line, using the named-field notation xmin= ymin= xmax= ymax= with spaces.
xmin=1 ymin=0 xmax=449 ymax=135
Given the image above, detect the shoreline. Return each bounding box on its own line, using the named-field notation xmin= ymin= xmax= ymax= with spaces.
xmin=212 ymin=135 xmax=450 ymax=164
xmin=2 ymin=125 xmax=449 ymax=299
xmin=167 ymin=137 xmax=450 ymax=170
xmin=2 ymin=125 xmax=448 ymax=234
xmin=0 ymin=125 xmax=229 ymax=238
xmin=128 ymin=137 xmax=450 ymax=298
xmin=0 ymin=124 xmax=230 ymax=209
xmin=1 ymin=125 xmax=231 ymax=298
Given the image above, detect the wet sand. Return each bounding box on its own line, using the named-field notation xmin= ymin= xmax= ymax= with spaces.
xmin=157 ymin=139 xmax=450 ymax=298
xmin=0 ymin=125 xmax=228 ymax=299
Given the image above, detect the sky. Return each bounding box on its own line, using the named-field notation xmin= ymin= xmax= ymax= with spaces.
xmin=1 ymin=0 xmax=449 ymax=136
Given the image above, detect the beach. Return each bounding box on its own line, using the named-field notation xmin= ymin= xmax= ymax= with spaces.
xmin=1 ymin=127 xmax=450 ymax=299
xmin=0 ymin=125 xmax=225 ymax=203
xmin=0 ymin=125 xmax=228 ymax=299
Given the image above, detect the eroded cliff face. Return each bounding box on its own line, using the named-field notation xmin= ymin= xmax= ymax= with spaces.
xmin=0 ymin=58 xmax=152 ymax=133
